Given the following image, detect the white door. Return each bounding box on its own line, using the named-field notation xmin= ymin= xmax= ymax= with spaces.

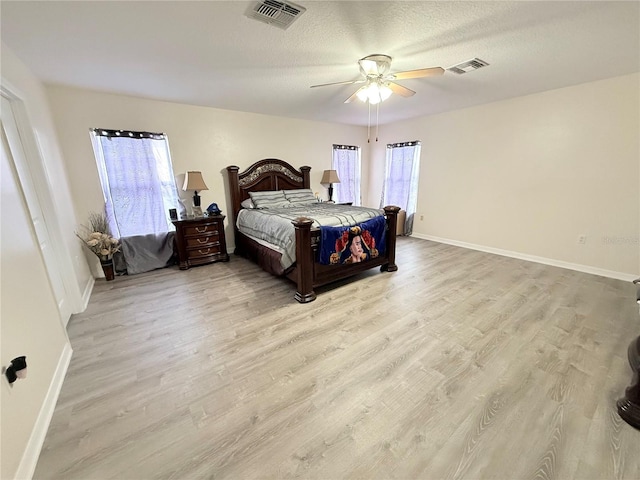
xmin=1 ymin=95 xmax=70 ymax=323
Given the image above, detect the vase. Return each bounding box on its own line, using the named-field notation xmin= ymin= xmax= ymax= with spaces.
xmin=100 ymin=258 xmax=115 ymax=281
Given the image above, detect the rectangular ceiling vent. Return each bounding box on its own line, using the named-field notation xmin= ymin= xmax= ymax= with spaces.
xmin=447 ymin=58 xmax=490 ymax=75
xmin=246 ymin=0 xmax=306 ymax=30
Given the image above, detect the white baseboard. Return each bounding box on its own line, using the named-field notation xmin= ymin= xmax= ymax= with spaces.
xmin=15 ymin=342 xmax=72 ymax=480
xmin=79 ymin=275 xmax=94 ymax=313
xmin=412 ymin=233 xmax=637 ymax=282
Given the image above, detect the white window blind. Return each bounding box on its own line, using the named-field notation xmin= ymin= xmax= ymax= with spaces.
xmin=380 ymin=141 xmax=421 ymax=235
xmin=332 ymin=144 xmax=361 ymax=205
xmin=90 ymin=129 xmax=183 ymax=238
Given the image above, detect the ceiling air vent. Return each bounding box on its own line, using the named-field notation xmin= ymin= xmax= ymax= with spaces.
xmin=246 ymin=0 xmax=306 ymax=30
xmin=447 ymin=58 xmax=490 ymax=75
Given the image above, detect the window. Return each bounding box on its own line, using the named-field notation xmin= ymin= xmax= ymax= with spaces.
xmin=90 ymin=129 xmax=183 ymax=238
xmin=332 ymin=144 xmax=361 ymax=205
xmin=380 ymin=141 xmax=421 ymax=235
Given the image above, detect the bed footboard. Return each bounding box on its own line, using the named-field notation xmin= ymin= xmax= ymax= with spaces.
xmin=291 ymin=206 xmax=400 ymax=303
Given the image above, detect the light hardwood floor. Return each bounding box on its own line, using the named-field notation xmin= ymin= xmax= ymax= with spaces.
xmin=34 ymin=237 xmax=639 ymax=479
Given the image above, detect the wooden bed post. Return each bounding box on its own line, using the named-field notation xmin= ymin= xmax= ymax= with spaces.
xmin=292 ymin=217 xmax=316 ymax=303
xmin=226 ymin=166 xmax=241 ymax=252
xmin=300 ymin=166 xmax=311 ymax=189
xmin=382 ymin=206 xmax=400 ymax=272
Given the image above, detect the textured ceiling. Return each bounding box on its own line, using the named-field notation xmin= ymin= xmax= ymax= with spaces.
xmin=2 ymin=1 xmax=639 ymax=126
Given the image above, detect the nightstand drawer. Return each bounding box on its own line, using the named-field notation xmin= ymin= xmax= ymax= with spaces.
xmin=183 ymin=223 xmax=221 ymax=237
xmin=185 ymin=234 xmax=220 ymax=248
xmin=187 ymin=243 xmax=221 ymax=259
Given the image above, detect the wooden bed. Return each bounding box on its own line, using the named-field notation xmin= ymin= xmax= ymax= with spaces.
xmin=226 ymin=159 xmax=400 ymax=303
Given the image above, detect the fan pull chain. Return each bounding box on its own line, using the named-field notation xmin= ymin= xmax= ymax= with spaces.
xmin=376 ymin=102 xmax=379 ymax=142
xmin=367 ymin=101 xmax=371 ymax=143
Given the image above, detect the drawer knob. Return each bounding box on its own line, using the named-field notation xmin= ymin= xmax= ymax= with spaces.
xmin=195 ymin=226 xmax=208 ymax=233
xmin=198 ymin=248 xmax=211 ymax=255
xmin=197 ymin=237 xmax=210 ymax=244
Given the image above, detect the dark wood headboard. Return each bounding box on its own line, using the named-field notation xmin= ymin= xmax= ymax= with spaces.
xmin=226 ymin=159 xmax=311 ymax=234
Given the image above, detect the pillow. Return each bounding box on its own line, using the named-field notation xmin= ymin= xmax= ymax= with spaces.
xmin=282 ymin=189 xmax=317 ymax=205
xmin=241 ymin=198 xmax=254 ymax=209
xmin=248 ymin=190 xmax=289 ymax=209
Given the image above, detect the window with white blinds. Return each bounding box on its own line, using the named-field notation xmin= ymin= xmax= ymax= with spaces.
xmin=332 ymin=144 xmax=361 ymax=205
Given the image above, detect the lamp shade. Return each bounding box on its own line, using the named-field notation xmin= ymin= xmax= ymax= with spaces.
xmin=183 ymin=171 xmax=209 ymax=192
xmin=320 ymin=170 xmax=340 ymax=185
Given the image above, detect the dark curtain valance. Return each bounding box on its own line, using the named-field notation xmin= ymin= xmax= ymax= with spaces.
xmin=91 ymin=128 xmax=165 ymax=140
xmin=387 ymin=141 xmax=421 ymax=148
xmin=333 ymin=144 xmax=359 ymax=150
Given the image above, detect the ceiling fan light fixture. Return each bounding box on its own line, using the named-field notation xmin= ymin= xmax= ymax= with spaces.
xmin=379 ymin=83 xmax=392 ymax=101
xmin=356 ymin=81 xmax=392 ymax=104
xmin=356 ymin=86 xmax=369 ymax=103
xmin=368 ymin=96 xmax=381 ymax=105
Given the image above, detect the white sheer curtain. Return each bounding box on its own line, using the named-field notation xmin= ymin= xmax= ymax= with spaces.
xmin=380 ymin=141 xmax=421 ymax=235
xmin=332 ymin=145 xmax=361 ymax=205
xmin=90 ymin=130 xmax=183 ymax=238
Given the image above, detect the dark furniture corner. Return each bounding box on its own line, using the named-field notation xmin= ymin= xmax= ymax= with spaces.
xmin=172 ymin=215 xmax=229 ymax=270
xmin=617 ymin=278 xmax=640 ymax=429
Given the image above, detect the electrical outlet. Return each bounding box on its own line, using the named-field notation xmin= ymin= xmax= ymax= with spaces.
xmin=420 ymin=215 xmax=424 ymax=221
xmin=578 ymin=234 xmax=587 ymax=244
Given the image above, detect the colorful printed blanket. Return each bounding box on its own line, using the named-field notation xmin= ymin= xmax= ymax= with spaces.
xmin=319 ymin=216 xmax=387 ymax=265
xmin=237 ymin=203 xmax=383 ymax=269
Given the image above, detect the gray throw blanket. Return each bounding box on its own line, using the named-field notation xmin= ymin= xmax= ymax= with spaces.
xmin=116 ymin=232 xmax=175 ymax=275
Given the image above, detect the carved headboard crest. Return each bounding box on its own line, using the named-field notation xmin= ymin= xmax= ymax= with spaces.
xmin=238 ymin=163 xmax=303 ymax=187
xmin=226 ymin=159 xmax=311 ymax=240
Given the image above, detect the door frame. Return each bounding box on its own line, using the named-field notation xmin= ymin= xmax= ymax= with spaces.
xmin=1 ymin=84 xmax=80 ymax=326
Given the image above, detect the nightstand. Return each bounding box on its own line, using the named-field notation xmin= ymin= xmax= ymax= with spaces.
xmin=172 ymin=215 xmax=229 ymax=269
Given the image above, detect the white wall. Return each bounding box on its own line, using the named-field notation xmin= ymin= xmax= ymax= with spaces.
xmin=0 ymin=45 xmax=77 ymax=480
xmin=45 ymin=86 xmax=371 ymax=251
xmin=374 ymin=74 xmax=639 ymax=278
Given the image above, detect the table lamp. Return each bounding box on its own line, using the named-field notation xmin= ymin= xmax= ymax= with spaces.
xmin=320 ymin=169 xmax=340 ymax=202
xmin=183 ymin=171 xmax=209 ymax=207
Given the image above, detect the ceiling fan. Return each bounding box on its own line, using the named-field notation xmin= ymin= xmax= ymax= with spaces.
xmin=310 ymin=54 xmax=445 ymax=104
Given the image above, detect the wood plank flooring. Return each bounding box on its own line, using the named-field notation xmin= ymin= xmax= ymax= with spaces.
xmin=34 ymin=237 xmax=640 ymax=479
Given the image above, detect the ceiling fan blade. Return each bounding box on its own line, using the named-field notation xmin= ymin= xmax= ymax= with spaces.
xmin=310 ymin=79 xmax=365 ymax=88
xmin=344 ymin=86 xmax=366 ymax=104
xmin=392 ymin=67 xmax=445 ymax=80
xmin=388 ymin=82 xmax=416 ymax=97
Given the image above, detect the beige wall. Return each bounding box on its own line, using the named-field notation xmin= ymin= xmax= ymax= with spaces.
xmin=46 ymin=77 xmax=639 ymax=278
xmin=374 ymin=73 xmax=639 ymax=278
xmin=45 ymin=86 xmax=370 ymax=251
xmin=1 ymin=45 xmax=76 ymax=480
